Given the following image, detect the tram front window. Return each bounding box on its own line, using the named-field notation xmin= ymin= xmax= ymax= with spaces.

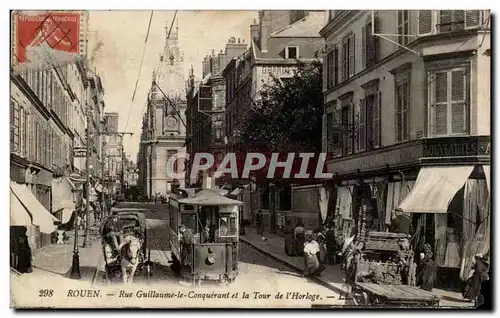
xmin=219 ymin=216 xmax=237 ymax=237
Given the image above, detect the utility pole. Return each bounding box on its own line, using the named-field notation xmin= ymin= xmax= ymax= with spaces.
xmin=82 ymin=99 xmax=92 ymax=248
xmin=101 ymin=125 xmax=107 ymax=217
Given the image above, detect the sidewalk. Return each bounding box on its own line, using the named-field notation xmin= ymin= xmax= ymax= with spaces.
xmin=31 ymin=226 xmax=102 ymax=282
xmin=240 ymin=226 xmax=474 ymax=308
xmin=240 ymin=226 xmax=346 ymax=294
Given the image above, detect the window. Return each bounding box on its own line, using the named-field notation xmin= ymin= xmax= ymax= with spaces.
xmin=341 ymin=34 xmax=355 ymax=81
xmin=418 ymin=10 xmax=482 ymax=36
xmin=362 ymin=20 xmax=379 ymax=69
xmin=428 ymin=67 xmax=468 ymax=136
xmin=219 ymin=215 xmax=237 ymax=237
xmin=339 ymin=96 xmax=354 ymax=155
xmin=395 ymin=78 xmax=410 ymax=142
xmin=359 ymin=91 xmax=381 ymax=151
xmin=398 ymin=10 xmax=410 ymax=46
xmin=10 ymin=100 xmax=19 ymax=153
xmin=286 ymin=46 xmax=298 ymax=59
xmin=326 ymin=47 xmax=338 ymax=89
xmin=439 ymin=10 xmax=465 ymax=32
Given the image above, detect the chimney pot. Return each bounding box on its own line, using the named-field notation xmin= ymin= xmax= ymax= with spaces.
xmin=238 ymin=38 xmax=241 ymax=44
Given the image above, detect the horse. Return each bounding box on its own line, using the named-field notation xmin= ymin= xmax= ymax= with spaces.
xmin=119 ymin=235 xmax=142 ymax=284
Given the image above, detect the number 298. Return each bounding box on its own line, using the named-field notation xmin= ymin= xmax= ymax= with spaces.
xmin=39 ymin=289 xmax=54 ymax=297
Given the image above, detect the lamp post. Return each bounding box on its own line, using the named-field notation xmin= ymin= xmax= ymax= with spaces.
xmin=70 ymin=188 xmax=82 ymax=279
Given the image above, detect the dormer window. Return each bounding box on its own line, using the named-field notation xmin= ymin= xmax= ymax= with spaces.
xmin=286 ymin=46 xmax=299 ymax=59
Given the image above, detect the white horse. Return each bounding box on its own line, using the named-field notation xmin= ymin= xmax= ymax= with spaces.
xmin=119 ymin=235 xmax=142 ymax=284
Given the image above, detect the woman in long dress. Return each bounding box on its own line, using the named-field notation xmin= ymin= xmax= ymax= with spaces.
xmin=283 ymin=220 xmax=295 ymax=256
xmin=303 ymin=231 xmax=320 ymax=277
xmin=294 ymin=219 xmax=306 ymax=256
xmin=418 ymin=243 xmax=437 ymax=291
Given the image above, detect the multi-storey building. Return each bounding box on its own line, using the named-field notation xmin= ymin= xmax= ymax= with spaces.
xmin=86 ymin=72 xmax=105 ymax=184
xmin=321 ymin=10 xmax=490 ymax=282
xmin=103 ymin=112 xmax=123 ymax=197
xmin=185 ymin=38 xmax=248 ymax=186
xmin=138 ymin=22 xmax=187 ymax=197
xmin=224 ymin=10 xmax=325 ymax=161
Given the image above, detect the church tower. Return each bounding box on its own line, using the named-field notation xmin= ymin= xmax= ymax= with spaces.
xmin=145 ymin=16 xmax=187 ymax=196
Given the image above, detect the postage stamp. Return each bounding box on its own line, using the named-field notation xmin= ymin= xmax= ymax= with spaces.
xmin=9 ymin=9 xmax=491 ymax=309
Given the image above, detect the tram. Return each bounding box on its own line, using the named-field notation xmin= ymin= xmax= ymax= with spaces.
xmin=168 ymin=188 xmax=242 ymax=285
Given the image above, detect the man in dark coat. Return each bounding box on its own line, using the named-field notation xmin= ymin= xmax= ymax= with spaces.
xmin=180 ymin=225 xmax=194 ymax=269
xmin=103 ymin=211 xmax=123 ymax=252
xmin=324 ymin=223 xmax=337 ymax=265
xmin=256 ymin=210 xmax=265 ymax=238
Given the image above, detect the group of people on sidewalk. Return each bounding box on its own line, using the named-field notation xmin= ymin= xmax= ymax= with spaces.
xmin=256 ymin=209 xmax=339 ymax=278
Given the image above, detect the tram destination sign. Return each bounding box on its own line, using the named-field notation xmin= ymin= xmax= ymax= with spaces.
xmin=422 ymin=136 xmax=490 ymax=158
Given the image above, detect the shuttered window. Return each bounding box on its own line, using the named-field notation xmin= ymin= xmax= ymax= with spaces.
xmin=341 ymin=34 xmax=355 ymax=81
xmin=428 ymin=68 xmax=468 ymax=136
xmin=358 ymin=98 xmax=366 ymax=152
xmin=418 ymin=10 xmax=433 ymax=35
xmin=439 ymin=10 xmax=465 ymax=32
xmin=362 ymin=18 xmax=380 ymax=69
xmin=331 ymin=101 xmax=342 ymax=157
xmin=326 ymin=50 xmax=334 ymax=89
xmin=340 ymin=97 xmax=354 ymax=156
xmin=396 ymin=80 xmax=410 ymax=142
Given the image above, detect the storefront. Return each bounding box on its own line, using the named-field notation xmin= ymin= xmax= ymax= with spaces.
xmin=329 ymin=136 xmax=490 ymax=283
xmin=10 ymin=181 xmax=59 ymax=258
xmin=398 ymin=164 xmax=490 ymax=287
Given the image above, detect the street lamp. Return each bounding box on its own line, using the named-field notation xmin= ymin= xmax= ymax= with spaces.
xmin=70 ymin=187 xmax=83 ymax=279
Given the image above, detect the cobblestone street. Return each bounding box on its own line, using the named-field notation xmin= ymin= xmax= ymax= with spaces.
xmin=90 ymin=203 xmax=344 ymax=307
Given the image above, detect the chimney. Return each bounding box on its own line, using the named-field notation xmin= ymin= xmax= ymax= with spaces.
xmin=250 ymin=19 xmax=260 ymax=46
xmin=260 ymin=24 xmax=269 ymax=53
xmin=225 ymin=36 xmax=248 ymax=61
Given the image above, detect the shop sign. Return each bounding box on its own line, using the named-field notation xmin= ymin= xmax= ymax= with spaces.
xmin=73 ymin=147 xmax=87 ymax=158
xmin=423 ymin=136 xmax=491 ymax=158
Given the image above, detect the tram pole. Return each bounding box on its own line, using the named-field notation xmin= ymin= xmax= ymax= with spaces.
xmin=82 ymin=103 xmax=92 ymax=248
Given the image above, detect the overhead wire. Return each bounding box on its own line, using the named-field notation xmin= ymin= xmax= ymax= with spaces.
xmin=130 ymin=10 xmax=179 ymax=137
xmin=123 ymin=10 xmax=154 ymax=133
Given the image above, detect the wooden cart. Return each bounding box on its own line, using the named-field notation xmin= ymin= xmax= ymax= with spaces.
xmin=350 ymin=231 xmax=440 ymax=307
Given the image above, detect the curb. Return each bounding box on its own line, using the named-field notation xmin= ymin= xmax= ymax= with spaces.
xmin=240 ymin=237 xmax=347 ymax=296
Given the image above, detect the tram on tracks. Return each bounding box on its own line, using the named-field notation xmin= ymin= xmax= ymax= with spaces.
xmin=168 ymin=188 xmax=242 ymax=286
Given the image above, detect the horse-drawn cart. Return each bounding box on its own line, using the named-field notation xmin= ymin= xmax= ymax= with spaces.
xmin=349 ymin=232 xmax=440 ymax=307
xmin=100 ymin=212 xmax=152 ymax=284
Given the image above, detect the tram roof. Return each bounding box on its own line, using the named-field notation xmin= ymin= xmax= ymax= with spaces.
xmin=177 ymin=189 xmax=243 ymax=206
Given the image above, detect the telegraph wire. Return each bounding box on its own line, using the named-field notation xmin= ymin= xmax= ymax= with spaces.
xmin=123 ymin=10 xmax=154 ymax=133
xmin=129 ymin=10 xmax=179 ymax=135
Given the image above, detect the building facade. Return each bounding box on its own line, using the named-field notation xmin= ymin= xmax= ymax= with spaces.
xmin=103 ymin=112 xmax=123 ymax=197
xmin=321 ymin=10 xmax=490 ymax=283
xmin=138 ymin=22 xmax=187 ymax=197
xmin=185 ymin=38 xmax=248 ymax=186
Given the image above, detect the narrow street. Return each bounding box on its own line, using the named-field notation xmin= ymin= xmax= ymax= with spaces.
xmin=92 ymin=203 xmax=344 ymax=307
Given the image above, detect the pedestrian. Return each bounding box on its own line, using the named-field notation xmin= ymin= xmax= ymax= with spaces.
xmin=303 ymin=230 xmax=320 ymax=277
xmin=15 ymin=227 xmax=33 ymax=274
xmin=418 ymin=243 xmax=437 ymax=292
xmin=324 ymin=222 xmax=337 ymax=265
xmin=179 ymin=225 xmax=194 ymax=270
xmin=256 ymin=209 xmax=266 ymax=241
xmin=283 ymin=219 xmax=295 ymax=256
xmin=294 ymin=218 xmax=306 ymax=256
xmin=463 ymin=254 xmax=489 ymax=305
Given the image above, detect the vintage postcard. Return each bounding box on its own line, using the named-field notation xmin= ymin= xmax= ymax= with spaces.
xmin=9 ymin=9 xmax=491 ymax=309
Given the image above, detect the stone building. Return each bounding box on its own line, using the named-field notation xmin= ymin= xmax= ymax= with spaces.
xmin=138 ymin=21 xmax=187 ymax=197
xmin=185 ymin=37 xmax=248 ymax=187
xmin=321 ymin=10 xmax=490 ymax=284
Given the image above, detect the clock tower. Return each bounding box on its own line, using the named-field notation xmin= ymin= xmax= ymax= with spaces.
xmin=143 ymin=17 xmax=187 ymax=196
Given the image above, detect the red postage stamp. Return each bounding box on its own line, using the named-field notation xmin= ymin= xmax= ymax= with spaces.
xmin=13 ymin=11 xmax=81 ymax=63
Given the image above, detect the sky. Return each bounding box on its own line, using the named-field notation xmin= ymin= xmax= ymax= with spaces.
xmin=86 ymin=10 xmax=258 ymax=160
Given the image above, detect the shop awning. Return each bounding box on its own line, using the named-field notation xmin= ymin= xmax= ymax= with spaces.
xmin=397 ymin=166 xmax=474 ymax=214
xmin=10 ymin=188 xmax=32 ymax=227
xmin=482 ymin=165 xmax=490 ymax=193
xmin=10 ymin=182 xmax=58 ymax=233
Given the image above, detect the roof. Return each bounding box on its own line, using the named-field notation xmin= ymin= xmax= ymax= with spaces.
xmin=178 ymin=189 xmax=243 ymax=206
xmin=270 ymin=11 xmax=325 ymax=38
